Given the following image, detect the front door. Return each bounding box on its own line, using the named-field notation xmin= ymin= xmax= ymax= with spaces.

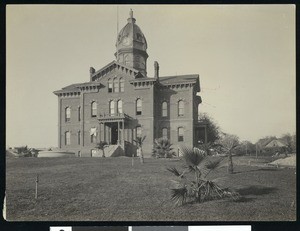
xmin=111 ymin=123 xmax=118 ymax=145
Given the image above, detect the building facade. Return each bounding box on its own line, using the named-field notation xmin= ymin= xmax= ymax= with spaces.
xmin=54 ymin=10 xmax=206 ymax=157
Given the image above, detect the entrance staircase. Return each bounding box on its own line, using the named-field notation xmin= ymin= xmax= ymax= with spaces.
xmin=104 ymin=145 xmax=124 ymax=157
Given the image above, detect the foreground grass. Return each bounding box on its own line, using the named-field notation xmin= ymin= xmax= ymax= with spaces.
xmin=6 ymin=156 xmax=296 ymax=221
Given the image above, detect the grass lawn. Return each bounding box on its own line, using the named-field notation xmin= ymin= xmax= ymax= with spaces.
xmin=6 ymin=155 xmax=296 ymax=221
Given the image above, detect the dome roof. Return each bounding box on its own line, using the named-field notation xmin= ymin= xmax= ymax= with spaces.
xmin=116 ymin=9 xmax=147 ymax=49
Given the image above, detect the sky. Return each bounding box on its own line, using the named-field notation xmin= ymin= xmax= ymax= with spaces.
xmin=6 ymin=5 xmax=295 ymax=148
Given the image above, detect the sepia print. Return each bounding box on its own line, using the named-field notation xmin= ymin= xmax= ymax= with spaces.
xmin=6 ymin=5 xmax=295 ymax=221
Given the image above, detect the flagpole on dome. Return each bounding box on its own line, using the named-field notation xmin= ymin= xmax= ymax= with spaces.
xmin=116 ymin=5 xmax=119 ymax=62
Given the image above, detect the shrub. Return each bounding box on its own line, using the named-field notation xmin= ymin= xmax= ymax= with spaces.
xmin=152 ymin=138 xmax=175 ymax=158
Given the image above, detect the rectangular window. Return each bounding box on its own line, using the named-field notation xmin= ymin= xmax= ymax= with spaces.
xmin=65 ymin=132 xmax=70 ymax=145
xmin=91 ymin=102 xmax=97 ymax=117
xmin=78 ymin=131 xmax=81 ymax=145
xmin=120 ymin=78 xmax=124 ymax=92
xmin=136 ymin=99 xmax=142 ymax=115
xmin=90 ymin=128 xmax=97 ymax=143
xmin=78 ymin=107 xmax=81 ymax=121
xmin=65 ymin=107 xmax=71 ymax=122
xmin=91 ymin=134 xmax=97 ymax=143
xmin=178 ymin=100 xmax=184 ymax=116
xmin=162 ymin=128 xmax=168 ymax=139
xmin=178 ymin=127 xmax=184 ymax=142
xmin=136 ymin=126 xmax=142 ymax=138
xmin=108 ymin=82 xmax=113 ymax=93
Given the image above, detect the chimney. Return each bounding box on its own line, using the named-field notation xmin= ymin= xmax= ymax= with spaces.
xmin=90 ymin=67 xmax=95 ymax=81
xmin=154 ymin=61 xmax=159 ymax=80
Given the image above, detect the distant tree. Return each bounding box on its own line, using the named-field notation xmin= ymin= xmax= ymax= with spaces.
xmin=236 ymin=141 xmax=256 ymax=156
xmin=96 ymin=141 xmax=108 ymax=157
xmin=280 ymin=133 xmax=295 ymax=155
xmin=152 ymin=138 xmax=175 ymax=158
xmin=198 ymin=113 xmax=220 ymax=144
xmin=133 ymin=135 xmax=146 ymax=164
xmin=218 ymin=133 xmax=240 ymax=174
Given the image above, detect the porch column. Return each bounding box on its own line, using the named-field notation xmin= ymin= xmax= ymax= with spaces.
xmin=103 ymin=122 xmax=106 ymax=143
xmin=117 ymin=121 xmax=120 ymax=144
xmin=122 ymin=120 xmax=125 ymax=144
xmin=204 ymin=125 xmax=208 ymax=144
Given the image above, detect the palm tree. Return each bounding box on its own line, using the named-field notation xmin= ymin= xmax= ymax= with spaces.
xmin=218 ymin=133 xmax=239 ymax=174
xmin=152 ymin=138 xmax=174 ymax=158
xmin=167 ymin=146 xmax=239 ymax=205
xmin=133 ymin=135 xmax=146 ymax=164
xmin=96 ymin=141 xmax=108 ymax=157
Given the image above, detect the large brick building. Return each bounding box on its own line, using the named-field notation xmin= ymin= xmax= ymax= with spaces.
xmin=54 ymin=10 xmax=206 ymax=157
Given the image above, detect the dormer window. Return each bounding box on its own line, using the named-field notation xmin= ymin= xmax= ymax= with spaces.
xmin=120 ymin=78 xmax=124 ymax=92
xmin=114 ymin=78 xmax=119 ymax=93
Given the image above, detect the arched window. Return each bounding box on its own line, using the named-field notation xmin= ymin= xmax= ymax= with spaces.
xmin=114 ymin=78 xmax=119 ymax=93
xmin=65 ymin=131 xmax=70 ymax=145
xmin=117 ymin=100 xmax=123 ymax=114
xmin=78 ymin=106 xmax=81 ymax=121
xmin=65 ymin=107 xmax=71 ymax=122
xmin=162 ymin=128 xmax=168 ymax=139
xmin=162 ymin=101 xmax=168 ymax=117
xmin=91 ymin=101 xmax=97 ymax=117
xmin=136 ymin=126 xmax=142 ymax=138
xmin=77 ymin=131 xmax=81 ymax=145
xmin=108 ymin=78 xmax=113 ymax=93
xmin=120 ymin=78 xmax=124 ymax=92
xmin=136 ymin=98 xmax=142 ymax=115
xmin=109 ymin=100 xmax=115 ymax=116
xmin=178 ymin=127 xmax=184 ymax=142
xmin=178 ymin=100 xmax=184 ymax=116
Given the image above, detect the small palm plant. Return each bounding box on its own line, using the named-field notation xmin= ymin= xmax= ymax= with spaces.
xmin=152 ymin=138 xmax=175 ymax=158
xmin=133 ymin=135 xmax=146 ymax=164
xmin=218 ymin=134 xmax=240 ymax=174
xmin=167 ymin=146 xmax=239 ymax=205
xmin=96 ymin=141 xmax=108 ymax=157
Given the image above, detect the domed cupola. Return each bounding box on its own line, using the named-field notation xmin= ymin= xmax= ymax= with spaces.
xmin=115 ymin=9 xmax=148 ymax=76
